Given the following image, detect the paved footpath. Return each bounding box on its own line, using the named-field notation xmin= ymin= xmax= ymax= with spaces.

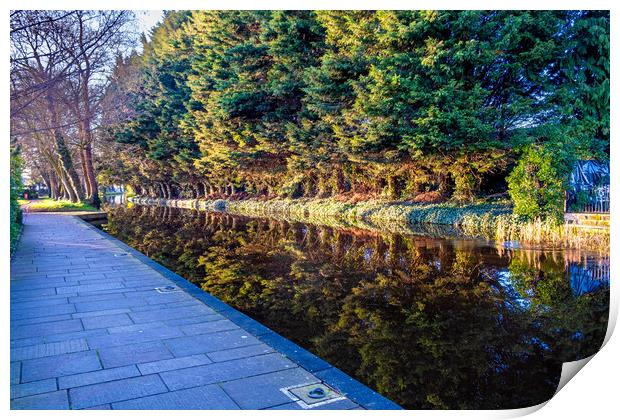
xmin=10 ymin=213 xmax=400 ymax=410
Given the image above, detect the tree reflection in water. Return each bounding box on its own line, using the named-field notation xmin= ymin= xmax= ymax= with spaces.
xmin=103 ymin=205 xmax=609 ymax=409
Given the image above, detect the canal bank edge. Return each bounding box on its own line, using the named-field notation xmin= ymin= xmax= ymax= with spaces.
xmin=75 ymin=215 xmax=402 ymax=410
xmin=129 ymin=196 xmax=510 ymax=227
xmin=128 ymin=196 xmax=610 ymax=251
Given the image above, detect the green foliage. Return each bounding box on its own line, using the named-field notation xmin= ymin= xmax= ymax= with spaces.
xmin=507 ymin=145 xmax=565 ymax=221
xmin=556 ymin=11 xmax=610 ymax=156
xmin=10 ymin=147 xmax=23 ymax=253
xmin=108 ymin=11 xmax=609 ymax=216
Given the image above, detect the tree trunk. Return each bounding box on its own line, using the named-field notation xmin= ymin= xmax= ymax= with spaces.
xmin=54 ymin=133 xmax=83 ymax=203
xmin=49 ymin=172 xmax=59 ymax=199
xmin=387 ymin=175 xmax=399 ymax=199
xmin=40 ymin=172 xmax=51 ymax=198
xmin=58 ymin=183 xmax=66 ymax=200
xmin=80 ymin=148 xmax=92 ymax=198
xmin=82 ymin=141 xmax=100 ymax=208
xmin=56 ymin=165 xmax=77 ymax=202
xmin=57 ymin=173 xmax=69 ymax=200
xmin=76 ymin=43 xmax=101 ymax=208
xmin=46 ymin=95 xmax=83 ymax=202
xmin=46 ymin=159 xmax=63 ymax=200
xmin=335 ymin=166 xmax=346 ymax=194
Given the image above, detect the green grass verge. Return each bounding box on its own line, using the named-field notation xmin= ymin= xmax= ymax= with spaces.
xmin=22 ymin=198 xmax=98 ymax=212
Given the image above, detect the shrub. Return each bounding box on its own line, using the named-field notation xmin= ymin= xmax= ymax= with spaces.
xmin=507 ymin=145 xmax=565 ymax=222
xmin=10 ymin=148 xmax=24 ymax=253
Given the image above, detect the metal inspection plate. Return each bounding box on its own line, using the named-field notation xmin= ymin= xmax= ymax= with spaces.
xmin=281 ymin=383 xmax=345 ymax=408
xmin=155 ymin=285 xmax=181 ymax=293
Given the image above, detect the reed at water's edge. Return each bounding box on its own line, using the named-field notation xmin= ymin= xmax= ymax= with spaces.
xmin=460 ymin=213 xmax=609 ymax=251
xmin=128 ymin=196 xmax=609 ymax=252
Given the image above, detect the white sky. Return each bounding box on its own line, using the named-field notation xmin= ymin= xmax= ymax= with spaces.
xmin=135 ymin=10 xmax=164 ymax=40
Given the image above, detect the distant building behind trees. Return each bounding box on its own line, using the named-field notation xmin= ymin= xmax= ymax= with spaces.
xmin=566 ymin=160 xmax=610 ymax=213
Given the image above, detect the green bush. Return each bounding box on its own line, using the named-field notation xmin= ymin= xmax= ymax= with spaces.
xmin=10 ymin=148 xmax=24 ymax=253
xmin=507 ymin=145 xmax=565 ymax=222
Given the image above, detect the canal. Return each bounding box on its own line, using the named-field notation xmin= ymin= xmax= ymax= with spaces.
xmin=95 ymin=203 xmax=609 ymax=410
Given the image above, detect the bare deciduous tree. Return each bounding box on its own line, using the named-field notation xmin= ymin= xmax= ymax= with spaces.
xmin=10 ymin=10 xmax=135 ymax=206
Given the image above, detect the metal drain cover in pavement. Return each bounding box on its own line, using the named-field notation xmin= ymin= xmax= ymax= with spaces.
xmin=284 ymin=383 xmax=344 ymax=407
xmin=155 ymin=285 xmax=180 ymax=293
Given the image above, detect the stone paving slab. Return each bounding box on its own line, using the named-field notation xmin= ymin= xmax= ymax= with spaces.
xmin=111 ymin=384 xmax=239 ymax=410
xmin=12 ymin=313 xmax=73 ymax=327
xmin=11 ymin=390 xmax=70 ymax=410
xmin=10 ymin=213 xmax=400 ymax=410
xmin=97 ymin=341 xmax=173 ymax=368
xmin=10 ymin=378 xmax=58 ymax=400
xmin=11 ymin=319 xmax=84 ymax=340
xmin=69 ymin=374 xmax=168 ymax=409
xmin=58 ymin=365 xmax=141 ymax=389
xmin=137 ymin=354 xmax=212 ymax=375
xmin=20 ymin=350 xmax=102 ymax=382
xmin=11 ymin=338 xmax=89 ymax=361
xmin=159 ymin=353 xmax=295 ymax=391
xmin=206 ymin=343 xmax=275 ymax=362
xmin=220 ymin=367 xmax=321 ymax=409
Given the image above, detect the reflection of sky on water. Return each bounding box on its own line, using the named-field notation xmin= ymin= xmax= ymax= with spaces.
xmin=530 ymin=337 xmax=551 ymax=351
xmin=495 ymin=269 xmax=532 ymax=310
xmin=572 ymin=331 xmax=585 ymax=341
xmin=569 ymin=257 xmax=610 ymax=297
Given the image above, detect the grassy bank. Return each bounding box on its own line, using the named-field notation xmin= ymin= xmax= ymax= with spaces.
xmin=20 ymin=198 xmax=98 ymax=213
xmin=130 ymin=196 xmax=608 ymax=251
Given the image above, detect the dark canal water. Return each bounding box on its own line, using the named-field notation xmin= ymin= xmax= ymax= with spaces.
xmin=98 ymin=204 xmax=610 ymax=410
